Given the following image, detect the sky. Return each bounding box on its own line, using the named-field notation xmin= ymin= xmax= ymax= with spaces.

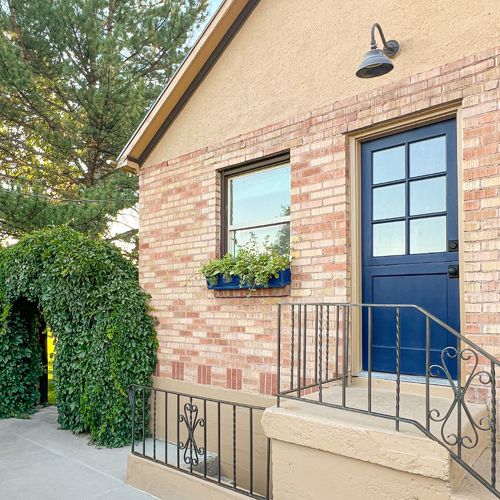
xmin=208 ymin=0 xmax=223 ymax=18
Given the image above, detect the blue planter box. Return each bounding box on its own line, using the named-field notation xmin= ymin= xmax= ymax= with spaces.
xmin=207 ymin=268 xmax=291 ymax=290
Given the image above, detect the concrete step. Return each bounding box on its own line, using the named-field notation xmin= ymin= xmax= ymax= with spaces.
xmin=282 ymin=382 xmax=494 ymax=496
xmin=307 ymin=382 xmax=488 ymax=441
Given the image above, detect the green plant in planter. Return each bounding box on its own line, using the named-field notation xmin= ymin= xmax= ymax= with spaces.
xmin=200 ymin=237 xmax=290 ymax=289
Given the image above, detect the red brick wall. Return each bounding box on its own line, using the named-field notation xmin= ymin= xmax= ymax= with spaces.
xmin=139 ymin=46 xmax=499 ymax=396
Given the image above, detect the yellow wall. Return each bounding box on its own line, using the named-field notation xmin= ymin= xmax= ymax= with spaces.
xmin=144 ymin=0 xmax=499 ymax=167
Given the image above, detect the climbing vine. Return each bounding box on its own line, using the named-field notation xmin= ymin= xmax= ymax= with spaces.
xmin=0 ymin=227 xmax=158 ymax=447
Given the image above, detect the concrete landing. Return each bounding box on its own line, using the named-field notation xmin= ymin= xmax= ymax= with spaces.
xmin=0 ymin=406 xmax=157 ymax=500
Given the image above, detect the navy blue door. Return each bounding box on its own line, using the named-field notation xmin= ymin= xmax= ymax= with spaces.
xmin=362 ymin=120 xmax=459 ymax=378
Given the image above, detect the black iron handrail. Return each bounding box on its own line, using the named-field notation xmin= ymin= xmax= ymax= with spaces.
xmin=276 ymin=302 xmax=500 ymax=498
xmin=128 ymin=384 xmax=271 ymax=499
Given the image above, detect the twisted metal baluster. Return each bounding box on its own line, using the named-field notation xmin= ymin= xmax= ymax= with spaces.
xmin=492 ymin=362 xmax=496 ymax=490
xmin=395 ymin=308 xmax=401 ymax=431
xmin=290 ymin=305 xmax=295 ymax=391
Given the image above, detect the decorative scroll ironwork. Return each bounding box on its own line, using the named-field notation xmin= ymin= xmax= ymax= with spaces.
xmin=429 ymin=347 xmax=493 ymax=450
xmin=178 ymin=402 xmax=205 ymax=466
xmin=277 ymin=302 xmax=500 ymax=497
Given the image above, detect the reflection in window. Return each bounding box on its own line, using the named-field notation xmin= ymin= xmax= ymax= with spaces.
xmin=410 ymin=176 xmax=446 ymax=216
xmin=230 ymin=223 xmax=290 ymax=255
xmin=372 ymin=145 xmax=405 ymax=184
xmin=227 ymin=163 xmax=291 ymax=255
xmin=373 ymin=221 xmax=406 ymax=257
xmin=373 ymin=183 xmax=405 ymax=220
xmin=409 ymin=136 xmax=446 ymax=177
xmin=410 ymin=216 xmax=446 ymax=254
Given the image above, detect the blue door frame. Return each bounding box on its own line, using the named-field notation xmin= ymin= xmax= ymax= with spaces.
xmin=361 ymin=119 xmax=459 ymax=378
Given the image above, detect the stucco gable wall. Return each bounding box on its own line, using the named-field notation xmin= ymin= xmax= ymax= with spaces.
xmin=144 ymin=0 xmax=499 ymax=167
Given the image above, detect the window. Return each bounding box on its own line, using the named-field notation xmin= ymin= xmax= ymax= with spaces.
xmin=222 ymin=155 xmax=291 ymax=255
xmin=370 ymin=134 xmax=448 ymax=257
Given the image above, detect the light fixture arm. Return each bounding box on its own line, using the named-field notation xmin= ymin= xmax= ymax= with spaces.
xmin=370 ymin=22 xmax=400 ymax=58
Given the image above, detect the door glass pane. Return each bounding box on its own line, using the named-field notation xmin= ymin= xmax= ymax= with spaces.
xmin=409 ymin=136 xmax=446 ymax=177
xmin=410 ymin=216 xmax=446 ymax=254
xmin=373 ymin=183 xmax=405 ymax=220
xmin=230 ymin=223 xmax=290 ymax=254
xmin=372 ymin=145 xmax=405 ymax=184
xmin=410 ymin=177 xmax=446 ymax=215
xmin=230 ymin=164 xmax=291 ymax=226
xmin=373 ymin=221 xmax=406 ymax=256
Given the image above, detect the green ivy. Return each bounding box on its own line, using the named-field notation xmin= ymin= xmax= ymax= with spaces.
xmin=200 ymin=238 xmax=290 ymax=288
xmin=0 ymin=227 xmax=158 ymax=447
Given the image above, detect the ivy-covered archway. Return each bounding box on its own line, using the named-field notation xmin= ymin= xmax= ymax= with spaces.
xmin=0 ymin=227 xmax=157 ymax=447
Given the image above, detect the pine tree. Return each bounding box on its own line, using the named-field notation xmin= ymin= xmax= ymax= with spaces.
xmin=0 ymin=0 xmax=208 ymax=239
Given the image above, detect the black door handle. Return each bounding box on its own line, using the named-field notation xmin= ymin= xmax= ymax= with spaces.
xmin=448 ymin=265 xmax=459 ymax=278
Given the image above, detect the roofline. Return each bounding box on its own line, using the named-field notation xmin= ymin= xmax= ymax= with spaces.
xmin=117 ymin=0 xmax=259 ymax=171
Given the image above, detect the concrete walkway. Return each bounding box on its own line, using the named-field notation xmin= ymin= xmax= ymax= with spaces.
xmin=0 ymin=407 xmax=157 ymax=500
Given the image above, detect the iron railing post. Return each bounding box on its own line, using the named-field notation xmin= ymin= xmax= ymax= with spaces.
xmin=290 ymin=305 xmax=295 ymax=391
xmin=315 ymin=305 xmax=319 ymax=384
xmin=342 ymin=306 xmax=347 ymax=407
xmin=395 ymin=308 xmax=401 ymax=432
xmin=425 ymin=316 xmax=430 ymax=432
xmin=277 ymin=304 xmax=281 ymax=407
xmin=368 ymin=306 xmax=372 ymax=413
xmin=142 ymin=386 xmax=146 ymax=455
xmin=457 ymin=346 xmax=462 ymax=459
xmin=297 ymin=305 xmax=302 ymax=397
xmin=492 ymin=361 xmax=496 ymax=490
xmin=232 ymin=405 xmax=237 ymax=489
xmin=130 ymin=386 xmax=135 ymax=453
xmin=303 ymin=305 xmax=307 ymax=391
xmin=335 ymin=305 xmax=340 ymax=377
xmin=319 ymin=305 xmax=323 ymax=403
xmin=326 ymin=305 xmax=330 ymax=381
xmin=249 ymin=408 xmax=254 ymax=495
xmin=153 ymin=389 xmax=157 ymax=460
xmin=165 ymin=392 xmax=168 ymax=465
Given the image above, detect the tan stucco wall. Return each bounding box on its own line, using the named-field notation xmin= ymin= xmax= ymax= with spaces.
xmin=144 ymin=0 xmax=499 ymax=167
xmin=270 ymin=440 xmax=452 ymax=500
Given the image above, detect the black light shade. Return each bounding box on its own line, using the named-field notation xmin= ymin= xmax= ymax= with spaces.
xmin=356 ymin=48 xmax=394 ymax=78
xmin=356 ymin=23 xmax=400 ymax=79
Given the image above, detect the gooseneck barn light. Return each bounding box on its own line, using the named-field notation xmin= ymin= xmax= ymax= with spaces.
xmin=356 ymin=23 xmax=400 ymax=78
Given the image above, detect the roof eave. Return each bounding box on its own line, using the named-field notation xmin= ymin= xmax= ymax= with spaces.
xmin=116 ymin=0 xmax=255 ymax=170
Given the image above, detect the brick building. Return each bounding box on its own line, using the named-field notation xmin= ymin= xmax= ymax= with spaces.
xmin=119 ymin=1 xmax=500 ymax=498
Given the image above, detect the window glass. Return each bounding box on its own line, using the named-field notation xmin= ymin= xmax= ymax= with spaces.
xmin=410 ymin=216 xmax=446 ymax=254
xmin=230 ymin=165 xmax=291 ymax=226
xmin=372 ymin=145 xmax=405 ymax=184
xmin=227 ymin=163 xmax=291 ymax=255
xmin=410 ymin=177 xmax=446 ymax=216
xmin=373 ymin=183 xmax=405 ymax=220
xmin=409 ymin=136 xmax=446 ymax=177
xmin=229 ymin=223 xmax=290 ymax=255
xmin=373 ymin=221 xmax=406 ymax=257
